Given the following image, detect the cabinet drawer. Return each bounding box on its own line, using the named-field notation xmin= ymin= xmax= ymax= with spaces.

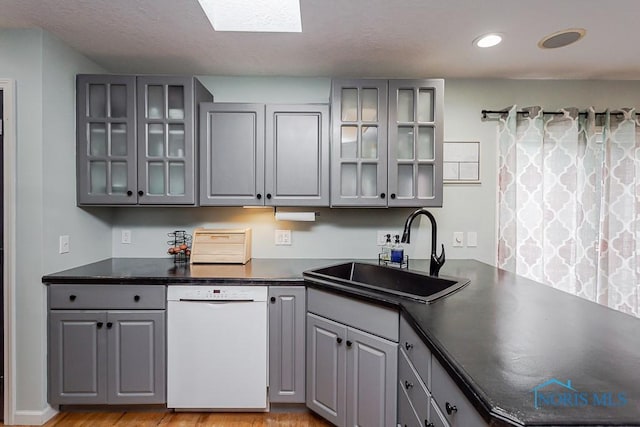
xmin=49 ymin=285 xmax=166 ymax=309
xmin=400 ymin=315 xmax=432 ymax=389
xmin=399 ymin=348 xmax=430 ymax=425
xmin=397 ymin=384 xmax=422 ymax=427
xmin=307 ymin=288 xmax=398 ymax=341
xmin=430 ymin=398 xmax=450 ymax=427
xmin=431 ymin=358 xmax=486 ymax=427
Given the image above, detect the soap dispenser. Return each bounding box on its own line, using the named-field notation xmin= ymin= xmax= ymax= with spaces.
xmin=381 ymin=234 xmax=392 ymax=262
xmin=390 ymin=234 xmax=404 ymax=263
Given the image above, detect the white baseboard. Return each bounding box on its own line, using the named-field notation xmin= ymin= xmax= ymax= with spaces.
xmin=12 ymin=406 xmax=58 ymax=426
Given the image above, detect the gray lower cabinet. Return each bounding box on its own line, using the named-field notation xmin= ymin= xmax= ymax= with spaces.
xmin=306 ymin=288 xmax=398 ymax=427
xmin=47 ymin=285 xmax=166 ymax=405
xmin=268 ymin=286 xmax=306 ymax=403
xmin=199 ymin=102 xmax=330 ymax=207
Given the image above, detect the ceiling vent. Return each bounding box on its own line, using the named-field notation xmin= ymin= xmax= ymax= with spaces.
xmin=538 ymin=28 xmax=586 ymax=49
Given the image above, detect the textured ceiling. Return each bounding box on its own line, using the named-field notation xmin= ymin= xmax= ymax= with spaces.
xmin=1 ymin=0 xmax=640 ymax=79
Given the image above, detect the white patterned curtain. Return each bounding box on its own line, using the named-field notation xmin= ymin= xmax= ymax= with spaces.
xmin=497 ymin=105 xmax=640 ymax=317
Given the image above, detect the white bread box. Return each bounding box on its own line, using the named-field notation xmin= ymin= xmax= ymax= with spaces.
xmin=190 ymin=228 xmax=252 ymax=264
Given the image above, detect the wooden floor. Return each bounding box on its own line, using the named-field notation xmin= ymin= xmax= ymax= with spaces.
xmin=18 ymin=411 xmax=333 ymax=427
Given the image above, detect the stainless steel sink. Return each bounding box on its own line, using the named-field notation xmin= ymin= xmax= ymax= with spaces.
xmin=303 ymin=262 xmax=470 ymax=304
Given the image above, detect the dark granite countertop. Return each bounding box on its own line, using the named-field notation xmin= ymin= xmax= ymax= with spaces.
xmin=42 ymin=258 xmax=640 ymax=426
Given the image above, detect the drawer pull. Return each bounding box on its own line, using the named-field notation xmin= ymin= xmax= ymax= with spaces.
xmin=106 ymin=322 xmax=113 ymax=329
xmin=404 ymin=342 xmax=413 ymax=351
xmin=69 ymin=295 xmax=77 ymax=302
xmin=134 ymin=295 xmax=140 ymax=302
xmin=346 ymin=340 xmax=353 ymax=347
xmin=336 ymin=337 xmax=343 ymax=344
xmin=404 ymin=380 xmax=413 ymax=390
xmin=96 ymin=322 xmax=103 ymax=329
xmin=445 ymin=402 xmax=458 ymax=415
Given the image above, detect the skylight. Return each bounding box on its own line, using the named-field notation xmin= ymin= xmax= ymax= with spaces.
xmin=197 ymin=0 xmax=302 ymax=33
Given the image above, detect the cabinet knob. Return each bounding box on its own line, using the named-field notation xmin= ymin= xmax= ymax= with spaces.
xmin=270 ymin=296 xmax=276 ymax=303
xmin=425 ymin=422 xmax=434 ymax=427
xmin=390 ymin=193 xmax=396 ymax=199
xmin=106 ymin=322 xmax=113 ymax=329
xmin=257 ymin=193 xmax=262 ymax=200
xmin=138 ymin=190 xmax=144 ymax=197
xmin=336 ymin=337 xmax=343 ymax=344
xmin=380 ymin=192 xmax=386 ymax=199
xmin=126 ymin=190 xmax=133 ymax=196
xmin=445 ymin=402 xmax=458 ymax=415
xmin=404 ymin=380 xmax=413 ymax=389
xmin=346 ymin=340 xmax=353 ymax=347
xmin=69 ymin=294 xmax=76 ymax=302
xmin=405 ymin=342 xmax=414 ymax=351
xmin=96 ymin=322 xmax=103 ymax=329
xmin=266 ymin=193 xmax=272 ymax=199
xmin=134 ymin=295 xmax=140 ymax=302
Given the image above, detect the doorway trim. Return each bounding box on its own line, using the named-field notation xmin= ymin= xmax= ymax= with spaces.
xmin=1 ymin=78 xmax=16 ymax=425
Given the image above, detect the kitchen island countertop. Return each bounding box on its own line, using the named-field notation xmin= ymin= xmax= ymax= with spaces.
xmin=43 ymin=257 xmax=640 ymax=426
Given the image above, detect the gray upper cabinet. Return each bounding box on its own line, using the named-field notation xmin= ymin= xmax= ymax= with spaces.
xmin=388 ymin=79 xmax=444 ymax=207
xmin=200 ymin=103 xmax=330 ymax=207
xmin=77 ymin=74 xmax=212 ymax=206
xmin=331 ymin=79 xmax=388 ymax=207
xmin=330 ymin=78 xmax=444 ymax=207
xmin=265 ymin=104 xmax=330 ymax=206
xmin=268 ymin=286 xmax=306 ymax=403
xmin=199 ymin=103 xmax=265 ymax=206
xmin=77 ymin=75 xmax=137 ymax=205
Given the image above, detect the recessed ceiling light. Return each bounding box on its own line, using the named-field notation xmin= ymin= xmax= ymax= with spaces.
xmin=538 ymin=28 xmax=586 ymax=49
xmin=473 ymin=33 xmax=503 ymax=48
xmin=197 ymin=0 xmax=302 ymax=33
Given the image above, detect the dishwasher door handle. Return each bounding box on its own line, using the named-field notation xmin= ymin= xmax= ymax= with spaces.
xmin=178 ymin=298 xmax=256 ymax=303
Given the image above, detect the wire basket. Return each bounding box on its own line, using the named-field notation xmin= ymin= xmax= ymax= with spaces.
xmin=167 ymin=230 xmax=192 ymax=263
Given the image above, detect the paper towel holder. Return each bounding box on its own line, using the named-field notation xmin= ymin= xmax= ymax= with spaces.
xmin=274 ymin=207 xmax=319 ymax=222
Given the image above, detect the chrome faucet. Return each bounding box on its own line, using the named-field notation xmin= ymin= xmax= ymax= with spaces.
xmin=401 ymin=208 xmax=445 ymax=277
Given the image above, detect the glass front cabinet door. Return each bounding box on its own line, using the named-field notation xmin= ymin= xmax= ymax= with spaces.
xmin=136 ymin=76 xmax=196 ymax=205
xmin=388 ymin=79 xmax=444 ymax=207
xmin=330 ymin=79 xmax=388 ymax=207
xmin=77 ymin=75 xmax=137 ymax=205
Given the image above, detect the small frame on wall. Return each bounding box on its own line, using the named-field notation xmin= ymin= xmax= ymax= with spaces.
xmin=443 ymin=141 xmax=480 ymax=184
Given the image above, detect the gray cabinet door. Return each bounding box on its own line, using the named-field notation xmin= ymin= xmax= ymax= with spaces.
xmin=77 ymin=75 xmax=137 ymax=205
xmin=265 ymin=104 xmax=330 ymax=206
xmin=346 ymin=327 xmax=398 ymax=427
xmin=268 ymin=286 xmax=306 ymax=403
xmin=306 ymin=313 xmax=347 ymax=427
xmin=331 ymin=79 xmax=388 ymax=207
xmin=199 ymin=103 xmax=265 ymax=206
xmin=388 ymin=79 xmax=444 ymax=207
xmin=48 ymin=311 xmax=108 ymax=404
xmin=136 ymin=76 xmax=196 ymax=205
xmin=107 ymin=311 xmax=166 ymax=404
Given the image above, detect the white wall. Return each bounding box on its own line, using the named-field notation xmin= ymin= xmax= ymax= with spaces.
xmin=0 ymin=28 xmax=110 ymax=422
xmin=111 ymin=77 xmax=640 ymax=265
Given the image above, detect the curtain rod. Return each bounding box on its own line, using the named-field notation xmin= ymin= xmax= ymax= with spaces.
xmin=480 ymin=109 xmax=617 ymax=120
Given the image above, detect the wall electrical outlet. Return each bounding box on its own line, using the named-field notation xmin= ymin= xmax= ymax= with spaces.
xmin=467 ymin=231 xmax=478 ymax=247
xmin=59 ymin=235 xmax=70 ymax=254
xmin=121 ymin=229 xmax=132 ymax=244
xmin=275 ymin=229 xmax=292 ymax=246
xmin=377 ymin=230 xmax=398 ymax=246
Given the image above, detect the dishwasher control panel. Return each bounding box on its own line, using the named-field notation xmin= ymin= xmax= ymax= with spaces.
xmin=167 ymin=285 xmax=268 ymax=302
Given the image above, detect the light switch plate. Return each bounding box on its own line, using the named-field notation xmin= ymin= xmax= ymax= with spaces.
xmin=452 ymin=232 xmax=464 ymax=247
xmin=467 ymin=231 xmax=478 ymax=247
xmin=59 ymin=235 xmax=70 ymax=254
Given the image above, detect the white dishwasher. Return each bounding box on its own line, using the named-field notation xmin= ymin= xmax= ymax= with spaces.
xmin=167 ymin=285 xmax=268 ymax=410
